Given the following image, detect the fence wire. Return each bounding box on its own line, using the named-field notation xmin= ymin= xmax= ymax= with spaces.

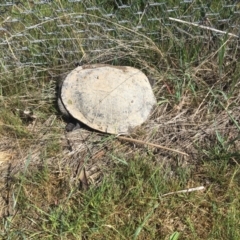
xmin=0 ymin=0 xmax=240 ymax=75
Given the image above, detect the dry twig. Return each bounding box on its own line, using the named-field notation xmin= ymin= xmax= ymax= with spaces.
xmin=117 ymin=136 xmax=189 ymax=156
xmin=161 ymin=186 xmax=205 ymax=197
xmin=169 ymin=17 xmax=238 ymax=38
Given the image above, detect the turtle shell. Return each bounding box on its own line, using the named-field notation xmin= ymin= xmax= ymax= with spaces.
xmin=60 ymin=64 xmax=156 ymax=134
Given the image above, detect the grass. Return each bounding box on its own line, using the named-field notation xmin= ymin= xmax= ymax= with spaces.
xmin=0 ymin=0 xmax=240 ymax=239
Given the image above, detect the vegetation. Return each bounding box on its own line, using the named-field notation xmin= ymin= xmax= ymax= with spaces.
xmin=0 ymin=0 xmax=240 ymax=239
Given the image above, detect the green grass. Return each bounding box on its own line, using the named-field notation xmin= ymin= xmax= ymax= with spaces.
xmin=1 ymin=0 xmax=240 ymax=239
xmin=1 ymin=155 xmax=240 ymax=239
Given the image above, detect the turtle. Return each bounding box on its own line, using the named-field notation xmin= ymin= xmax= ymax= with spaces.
xmin=58 ymin=64 xmax=157 ymax=134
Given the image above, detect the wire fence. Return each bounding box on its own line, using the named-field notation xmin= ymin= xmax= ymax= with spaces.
xmin=0 ymin=0 xmax=240 ymax=76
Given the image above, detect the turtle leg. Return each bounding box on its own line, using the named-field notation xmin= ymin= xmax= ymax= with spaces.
xmin=65 ymin=121 xmax=81 ymax=132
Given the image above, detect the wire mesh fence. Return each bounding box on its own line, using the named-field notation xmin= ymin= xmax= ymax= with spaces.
xmin=0 ymin=0 xmax=240 ymax=76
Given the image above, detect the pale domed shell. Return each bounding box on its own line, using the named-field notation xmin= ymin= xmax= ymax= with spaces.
xmin=59 ymin=64 xmax=156 ymax=134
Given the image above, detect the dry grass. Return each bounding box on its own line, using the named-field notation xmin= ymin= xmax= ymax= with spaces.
xmin=1 ymin=1 xmax=240 ymax=239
